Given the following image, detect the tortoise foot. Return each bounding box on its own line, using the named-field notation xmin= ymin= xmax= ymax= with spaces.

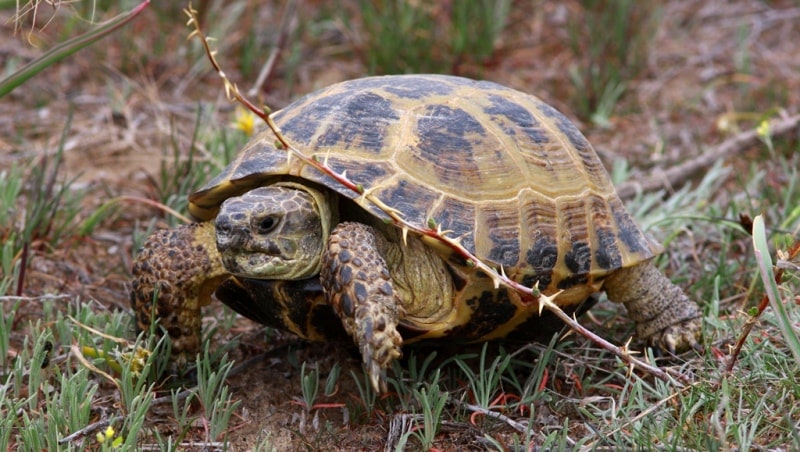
xmin=649 ymin=316 xmax=703 ymax=355
xmin=354 ymin=303 xmax=403 ymax=393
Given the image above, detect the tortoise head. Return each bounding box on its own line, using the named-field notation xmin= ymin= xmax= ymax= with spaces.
xmin=215 ymin=182 xmax=334 ymax=280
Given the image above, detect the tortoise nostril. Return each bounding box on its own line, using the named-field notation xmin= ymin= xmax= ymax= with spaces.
xmin=216 ymin=217 xmax=232 ymax=235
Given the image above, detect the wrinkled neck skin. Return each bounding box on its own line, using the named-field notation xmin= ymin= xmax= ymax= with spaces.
xmin=215 ymin=182 xmax=335 ymax=280
xmin=376 ymin=227 xmax=455 ymax=323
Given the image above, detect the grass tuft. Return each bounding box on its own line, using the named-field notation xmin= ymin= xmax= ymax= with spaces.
xmin=567 ymin=0 xmax=660 ymax=124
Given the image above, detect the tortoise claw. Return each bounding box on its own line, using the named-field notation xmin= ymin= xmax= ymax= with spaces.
xmin=650 ymin=317 xmax=703 ymax=356
xmin=359 ymin=318 xmax=402 ymax=393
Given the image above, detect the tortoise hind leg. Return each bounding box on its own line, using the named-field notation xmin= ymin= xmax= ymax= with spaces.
xmin=321 ymin=222 xmax=403 ymax=393
xmin=603 ymin=261 xmax=702 ymax=354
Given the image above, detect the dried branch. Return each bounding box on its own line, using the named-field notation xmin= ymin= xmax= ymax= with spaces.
xmin=616 ymin=113 xmax=800 ymax=199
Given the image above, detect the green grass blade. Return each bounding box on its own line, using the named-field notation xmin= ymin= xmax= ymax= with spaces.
xmin=752 ymin=215 xmax=800 ymax=364
xmin=0 ymin=0 xmax=151 ymax=98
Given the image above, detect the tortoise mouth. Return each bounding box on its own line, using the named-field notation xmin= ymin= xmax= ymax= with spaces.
xmin=222 ymin=252 xmax=296 ymax=279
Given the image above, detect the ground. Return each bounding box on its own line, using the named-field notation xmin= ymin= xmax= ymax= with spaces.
xmin=2 ymin=1 xmax=800 ymax=450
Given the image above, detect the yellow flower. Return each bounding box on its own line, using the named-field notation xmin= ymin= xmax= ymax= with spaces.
xmin=96 ymin=424 xmax=124 ymax=448
xmin=96 ymin=425 xmax=115 ymax=443
xmin=756 ymin=120 xmax=770 ymax=139
xmin=231 ymin=108 xmax=258 ymax=137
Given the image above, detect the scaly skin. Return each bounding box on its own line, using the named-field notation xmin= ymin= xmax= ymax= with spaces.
xmin=130 ymin=221 xmax=227 ymax=364
xmin=603 ymin=261 xmax=702 ymax=353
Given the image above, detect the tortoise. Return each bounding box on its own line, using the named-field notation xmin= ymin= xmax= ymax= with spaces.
xmin=131 ymin=74 xmax=701 ymax=392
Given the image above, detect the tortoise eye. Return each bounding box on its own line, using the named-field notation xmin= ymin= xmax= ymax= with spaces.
xmin=257 ymin=215 xmax=280 ymax=234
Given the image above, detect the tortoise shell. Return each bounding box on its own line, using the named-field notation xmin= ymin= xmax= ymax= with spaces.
xmin=189 ymin=74 xmax=661 ymax=320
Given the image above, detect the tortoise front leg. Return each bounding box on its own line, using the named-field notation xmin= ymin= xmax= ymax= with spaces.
xmin=130 ymin=222 xmax=228 ymax=367
xmin=320 ymin=222 xmax=403 ymax=393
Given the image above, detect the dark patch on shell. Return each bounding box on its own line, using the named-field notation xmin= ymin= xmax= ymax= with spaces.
xmin=277 ymin=90 xmax=400 ymax=154
xmin=414 ymin=104 xmax=486 ymax=186
xmin=557 ymin=241 xmax=592 ymax=289
xmin=381 ymin=179 xmax=441 ymax=227
xmin=484 ymin=209 xmax=520 ymax=267
xmin=316 ymin=92 xmax=398 ymax=152
xmin=610 ymin=198 xmax=648 ymax=255
xmin=595 ymin=226 xmax=622 ymax=270
xmin=485 ymin=94 xmax=550 ymax=145
xmin=431 ymin=196 xmax=476 ymax=253
xmin=538 ymin=102 xmax=590 ymax=153
xmin=523 ymin=236 xmax=558 ymax=289
xmin=564 ymin=241 xmax=591 ymax=275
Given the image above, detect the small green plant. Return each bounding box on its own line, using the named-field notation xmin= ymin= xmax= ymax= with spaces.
xmin=385 ymin=349 xmax=441 ymax=411
xmin=395 ymin=369 xmax=449 ymax=450
xmin=292 ymin=361 xmax=344 ymax=434
xmin=453 ymin=343 xmax=511 ymax=411
xmin=350 ymin=367 xmax=380 ymax=420
xmin=299 ymin=361 xmax=321 ymax=413
xmin=194 ymin=350 xmax=240 ymax=442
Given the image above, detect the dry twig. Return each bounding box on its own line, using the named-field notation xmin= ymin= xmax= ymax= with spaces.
xmin=616 ymin=113 xmax=800 ymax=199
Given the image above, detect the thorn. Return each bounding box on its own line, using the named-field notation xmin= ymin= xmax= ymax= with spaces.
xmin=434 ymin=224 xmax=453 ymax=238
xmin=530 ymin=280 xmax=541 ymax=297
xmin=537 ymin=290 xmax=562 ymax=316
